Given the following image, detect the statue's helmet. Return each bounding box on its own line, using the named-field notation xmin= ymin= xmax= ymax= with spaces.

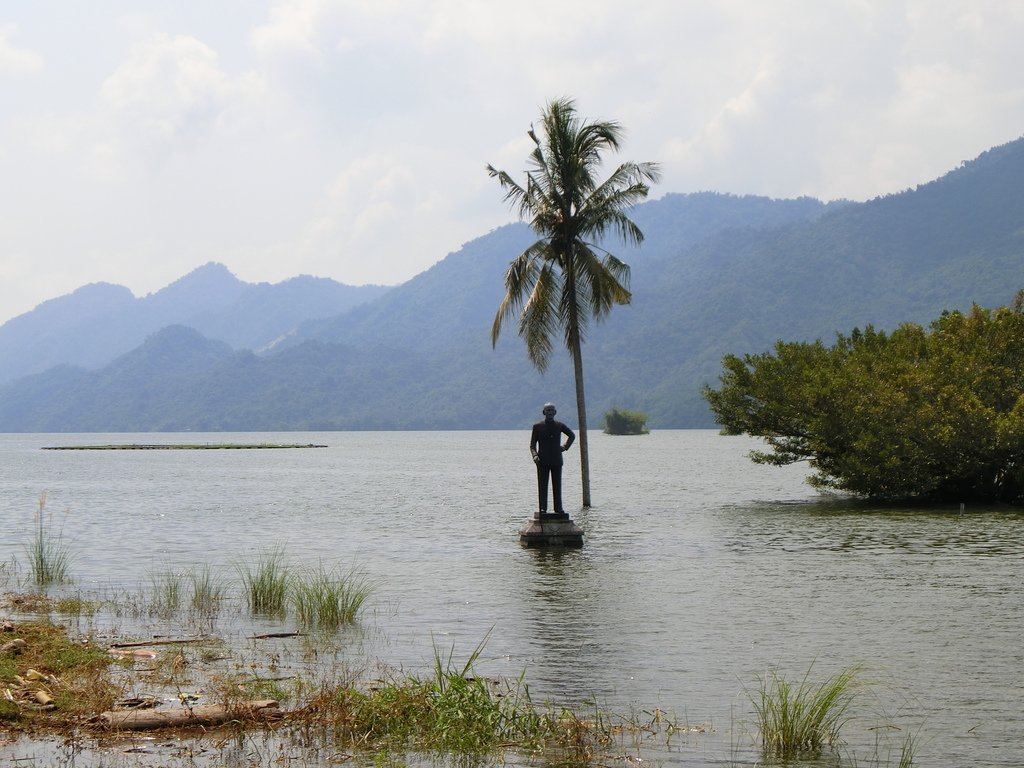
xmin=542 ymin=402 xmax=556 ymax=415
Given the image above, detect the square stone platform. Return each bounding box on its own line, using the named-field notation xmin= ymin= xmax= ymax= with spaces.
xmin=518 ymin=512 xmax=584 ymax=547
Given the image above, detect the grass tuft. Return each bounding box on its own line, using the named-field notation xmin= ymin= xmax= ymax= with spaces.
xmin=24 ymin=493 xmax=72 ymax=587
xmin=189 ymin=564 xmax=227 ymax=617
xmin=291 ymin=564 xmax=373 ymax=629
xmin=751 ymin=662 xmax=861 ymax=758
xmin=237 ymin=547 xmax=290 ymax=615
xmin=148 ymin=567 xmax=184 ymax=617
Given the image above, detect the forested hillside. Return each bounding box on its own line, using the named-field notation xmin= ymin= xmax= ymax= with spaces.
xmin=1 ymin=136 xmax=1022 ymax=432
xmin=0 ymin=263 xmax=389 ymax=385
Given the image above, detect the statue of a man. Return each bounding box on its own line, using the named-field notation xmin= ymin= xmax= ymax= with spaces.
xmin=530 ymin=402 xmax=575 ymax=515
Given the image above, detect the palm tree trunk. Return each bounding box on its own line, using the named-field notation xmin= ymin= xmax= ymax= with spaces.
xmin=571 ymin=340 xmax=592 ymax=507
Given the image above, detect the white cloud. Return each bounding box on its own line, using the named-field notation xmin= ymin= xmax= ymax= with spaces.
xmin=250 ymin=0 xmax=331 ymax=59
xmin=94 ymin=34 xmax=257 ymax=173
xmin=2 ymin=0 xmax=1024 ymax=324
xmin=0 ymin=25 xmax=43 ymax=75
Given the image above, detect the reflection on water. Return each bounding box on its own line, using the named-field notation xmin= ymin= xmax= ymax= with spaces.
xmin=513 ymin=548 xmax=625 ymax=703
xmin=1 ymin=430 xmax=1022 ymax=766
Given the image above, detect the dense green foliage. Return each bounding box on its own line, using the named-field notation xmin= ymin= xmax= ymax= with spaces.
xmin=488 ymin=97 xmax=659 ymax=504
xmin=704 ymin=297 xmax=1024 ymax=503
xmin=602 ymin=407 xmax=649 ymax=435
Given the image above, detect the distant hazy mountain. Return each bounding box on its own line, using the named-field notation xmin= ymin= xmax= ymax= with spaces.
xmin=0 ymin=264 xmax=390 ymax=385
xmin=1 ymin=136 xmax=1022 ymax=431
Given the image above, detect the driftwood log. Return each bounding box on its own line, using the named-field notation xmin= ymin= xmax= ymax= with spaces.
xmin=99 ymin=699 xmax=280 ymax=730
xmin=108 ymin=637 xmax=208 ymax=649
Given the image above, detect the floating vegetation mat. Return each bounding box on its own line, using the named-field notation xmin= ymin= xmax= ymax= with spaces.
xmin=41 ymin=443 xmax=327 ymax=450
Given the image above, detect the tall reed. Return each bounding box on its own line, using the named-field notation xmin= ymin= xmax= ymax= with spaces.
xmin=237 ymin=547 xmax=290 ymax=615
xmin=291 ymin=564 xmax=373 ymax=629
xmin=751 ymin=663 xmax=861 ymax=758
xmin=24 ymin=493 xmax=72 ymax=586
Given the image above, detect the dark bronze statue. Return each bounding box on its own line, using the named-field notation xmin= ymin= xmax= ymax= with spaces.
xmin=530 ymin=402 xmax=575 ymax=515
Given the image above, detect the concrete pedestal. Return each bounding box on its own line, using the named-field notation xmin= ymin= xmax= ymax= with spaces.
xmin=518 ymin=512 xmax=584 ymax=548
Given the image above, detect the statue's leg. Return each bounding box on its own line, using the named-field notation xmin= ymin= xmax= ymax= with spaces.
xmin=537 ymin=464 xmax=549 ymax=512
xmin=552 ymin=465 xmax=563 ymax=513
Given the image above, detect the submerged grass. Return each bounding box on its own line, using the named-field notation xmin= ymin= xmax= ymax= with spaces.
xmin=54 ymin=594 xmax=100 ymax=618
xmin=24 ymin=493 xmax=72 ymax=587
xmin=751 ymin=662 xmax=862 ymax=758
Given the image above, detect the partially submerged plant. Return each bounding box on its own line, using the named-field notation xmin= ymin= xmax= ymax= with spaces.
xmin=290 ymin=564 xmax=372 ymax=629
xmin=897 ymin=731 xmax=917 ymax=768
xmin=54 ymin=594 xmax=100 ymax=618
xmin=24 ymin=493 xmax=72 ymax=587
xmin=189 ymin=564 xmax=227 ymax=617
xmin=148 ymin=567 xmax=184 ymax=617
xmin=308 ymin=636 xmax=550 ymax=754
xmin=750 ymin=662 xmax=862 ymax=758
xmin=237 ymin=547 xmax=290 ymax=615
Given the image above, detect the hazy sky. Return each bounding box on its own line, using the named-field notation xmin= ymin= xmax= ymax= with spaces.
xmin=2 ymin=1 xmax=1023 ymax=325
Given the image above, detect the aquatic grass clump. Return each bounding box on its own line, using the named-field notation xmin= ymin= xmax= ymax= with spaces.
xmin=189 ymin=564 xmax=227 ymax=616
xmin=291 ymin=564 xmax=373 ymax=629
xmin=306 ymin=638 xmax=555 ymax=755
xmin=24 ymin=493 xmax=72 ymax=587
xmin=148 ymin=567 xmax=184 ymax=617
xmin=237 ymin=547 xmax=290 ymax=615
xmin=751 ymin=663 xmax=862 ymax=758
xmin=55 ymin=594 xmax=100 ymax=617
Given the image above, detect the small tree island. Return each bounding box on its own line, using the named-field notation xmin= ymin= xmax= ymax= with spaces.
xmin=703 ymin=294 xmax=1024 ymax=504
xmin=602 ymin=408 xmax=649 ymax=435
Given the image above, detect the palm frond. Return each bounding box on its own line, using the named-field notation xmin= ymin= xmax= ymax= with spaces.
xmin=572 ymin=244 xmax=631 ymax=323
xmin=520 ymin=262 xmax=562 ymax=372
xmin=491 ymin=245 xmax=544 ymax=347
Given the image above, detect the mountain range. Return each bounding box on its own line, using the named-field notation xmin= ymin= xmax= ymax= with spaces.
xmin=1 ymin=136 xmax=1022 ymax=432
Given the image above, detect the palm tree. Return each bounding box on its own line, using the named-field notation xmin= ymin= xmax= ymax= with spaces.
xmin=488 ymin=97 xmax=659 ymax=507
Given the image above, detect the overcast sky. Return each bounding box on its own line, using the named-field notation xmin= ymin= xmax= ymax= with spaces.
xmin=2 ymin=1 xmax=1023 ymax=325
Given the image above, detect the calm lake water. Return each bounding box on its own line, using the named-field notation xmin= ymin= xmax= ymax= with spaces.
xmin=1 ymin=430 xmax=1022 ymax=766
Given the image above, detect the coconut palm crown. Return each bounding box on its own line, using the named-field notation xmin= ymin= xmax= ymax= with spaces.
xmin=487 ymin=97 xmax=660 ymax=507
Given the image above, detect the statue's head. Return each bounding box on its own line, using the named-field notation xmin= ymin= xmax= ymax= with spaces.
xmin=542 ymin=403 xmax=556 ymax=419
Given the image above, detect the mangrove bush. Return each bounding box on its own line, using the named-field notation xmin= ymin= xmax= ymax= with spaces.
xmin=704 ymin=295 xmax=1024 ymax=503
